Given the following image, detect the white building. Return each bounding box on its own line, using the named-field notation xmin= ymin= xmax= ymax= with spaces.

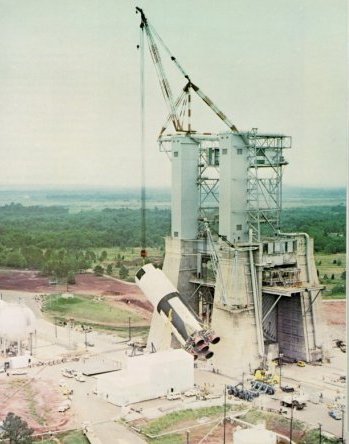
xmin=96 ymin=349 xmax=194 ymax=406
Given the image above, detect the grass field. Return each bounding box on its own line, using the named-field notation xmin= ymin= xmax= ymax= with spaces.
xmin=43 ymin=294 xmax=143 ymax=325
xmin=35 ymin=430 xmax=89 ymax=443
xmin=138 ymin=405 xmax=234 ymax=443
xmin=315 ymin=253 xmax=346 ymax=299
xmin=130 ymin=405 xmax=341 ymax=444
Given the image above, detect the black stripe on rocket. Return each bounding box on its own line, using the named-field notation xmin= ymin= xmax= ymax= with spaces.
xmin=157 ymin=292 xmax=190 ymax=342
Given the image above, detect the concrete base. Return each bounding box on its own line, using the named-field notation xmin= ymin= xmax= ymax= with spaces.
xmin=210 ymin=305 xmax=261 ymax=376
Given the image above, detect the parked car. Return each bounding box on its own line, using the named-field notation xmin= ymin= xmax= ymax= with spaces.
xmin=329 ymin=410 xmax=342 ymax=420
xmin=297 ymin=361 xmax=306 ymax=367
xmin=281 ymin=385 xmax=295 ymax=393
xmin=61 ymin=368 xmax=76 ymax=378
xmin=184 ymin=388 xmax=199 ymax=397
xmin=58 ymin=400 xmax=71 ymax=412
xmin=167 ymin=392 xmax=181 ymax=400
xmin=281 ymin=394 xmax=308 ymax=410
xmin=75 ymin=373 xmax=86 ymax=382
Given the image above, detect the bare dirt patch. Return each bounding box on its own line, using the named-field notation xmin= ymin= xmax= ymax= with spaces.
xmin=0 ymin=269 xmax=140 ymax=296
xmin=322 ymin=299 xmax=346 ymax=340
xmin=323 ymin=300 xmax=345 ymax=326
xmin=0 ymin=376 xmax=74 ymax=433
xmin=0 ymin=269 xmax=153 ymax=322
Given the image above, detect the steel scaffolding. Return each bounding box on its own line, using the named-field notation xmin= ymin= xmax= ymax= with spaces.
xmin=246 ymin=129 xmax=291 ymax=241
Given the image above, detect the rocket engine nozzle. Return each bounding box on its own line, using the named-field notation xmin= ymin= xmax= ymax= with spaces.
xmin=135 ymin=264 xmax=221 ymax=362
xmin=203 ymin=331 xmax=221 ymax=345
xmin=195 ymin=343 xmax=209 ymax=354
xmin=204 ymin=351 xmax=214 ymax=360
xmin=193 ymin=337 xmax=206 ymax=348
xmin=209 ymin=335 xmax=220 ymax=345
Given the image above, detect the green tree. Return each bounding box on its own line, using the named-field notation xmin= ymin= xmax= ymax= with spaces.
xmin=99 ymin=250 xmax=108 ymax=261
xmin=341 ymin=271 xmax=346 ymax=280
xmin=5 ymin=250 xmax=27 ymax=268
xmin=331 ymin=284 xmax=345 ymax=295
xmin=67 ymin=271 xmax=76 ymax=285
xmin=93 ymin=265 xmax=104 ymax=276
xmin=85 ymin=250 xmax=96 ymax=262
xmin=106 ymin=264 xmax=113 ymax=275
xmin=119 ymin=265 xmax=129 ymax=279
xmin=21 ymin=245 xmax=44 ymax=269
xmin=2 ymin=412 xmax=34 ymax=443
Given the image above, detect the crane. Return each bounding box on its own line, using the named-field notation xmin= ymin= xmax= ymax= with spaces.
xmin=135 ymin=7 xmax=246 ymax=258
xmin=136 ymin=6 xmax=243 ymax=137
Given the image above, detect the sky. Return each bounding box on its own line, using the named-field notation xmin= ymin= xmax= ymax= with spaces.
xmin=0 ymin=0 xmax=347 ymax=189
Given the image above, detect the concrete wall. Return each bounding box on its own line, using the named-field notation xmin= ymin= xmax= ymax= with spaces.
xmin=171 ymin=136 xmax=199 ymax=240
xmin=219 ymin=133 xmax=249 ymax=243
xmin=210 ymin=305 xmax=260 ymax=375
xmin=215 ymin=248 xmax=254 ymax=307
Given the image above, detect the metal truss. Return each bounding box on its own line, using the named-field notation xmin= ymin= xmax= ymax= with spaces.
xmin=197 ymin=140 xmax=220 ymax=232
xmin=246 ymin=129 xmax=291 ymax=241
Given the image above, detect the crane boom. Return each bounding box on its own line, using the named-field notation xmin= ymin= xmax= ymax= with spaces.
xmin=136 ymin=6 xmax=243 ymax=137
xmin=136 ymin=7 xmax=182 ymax=132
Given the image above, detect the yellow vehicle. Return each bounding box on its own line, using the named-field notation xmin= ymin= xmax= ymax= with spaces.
xmin=59 ymin=385 xmax=73 ymax=396
xmin=254 ymin=369 xmax=279 ymax=385
xmin=297 ymin=361 xmax=306 ymax=367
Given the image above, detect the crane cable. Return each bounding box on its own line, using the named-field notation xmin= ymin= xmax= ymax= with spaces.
xmin=139 ymin=22 xmax=147 ymax=259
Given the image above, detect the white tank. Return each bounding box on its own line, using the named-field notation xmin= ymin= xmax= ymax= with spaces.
xmin=234 ymin=427 xmax=277 ymax=444
xmin=0 ymin=302 xmax=36 ymax=341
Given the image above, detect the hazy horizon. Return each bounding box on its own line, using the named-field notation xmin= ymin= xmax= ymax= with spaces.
xmin=0 ymin=184 xmax=345 ymax=192
xmin=0 ymin=0 xmax=347 ymax=189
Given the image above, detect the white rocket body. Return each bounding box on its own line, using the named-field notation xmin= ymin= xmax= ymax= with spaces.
xmin=136 ymin=263 xmax=219 ymax=359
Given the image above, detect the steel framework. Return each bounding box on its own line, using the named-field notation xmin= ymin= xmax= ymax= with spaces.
xmin=246 ymin=129 xmax=291 ymax=241
xmin=197 ymin=139 xmax=220 ymax=235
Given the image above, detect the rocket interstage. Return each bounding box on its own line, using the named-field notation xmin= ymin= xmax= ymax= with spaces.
xmin=135 ymin=263 xmax=220 ymax=360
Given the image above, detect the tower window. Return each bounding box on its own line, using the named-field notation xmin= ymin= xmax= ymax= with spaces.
xmin=236 ymin=224 xmax=242 ymax=231
xmin=222 ymin=148 xmax=227 ymax=155
xmin=173 ymin=151 xmax=179 ymax=157
xmin=237 ymin=148 xmax=243 ymax=155
xmin=174 ymin=231 xmax=179 ymax=237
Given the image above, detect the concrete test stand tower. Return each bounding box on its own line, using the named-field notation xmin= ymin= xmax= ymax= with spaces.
xmin=160 ymin=130 xmax=325 ymax=376
xmin=135 ymin=6 xmax=325 ymax=376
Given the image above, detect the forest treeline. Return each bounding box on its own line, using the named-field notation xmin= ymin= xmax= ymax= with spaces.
xmin=281 ymin=205 xmax=345 ymax=253
xmin=0 ymin=203 xmax=345 ymax=276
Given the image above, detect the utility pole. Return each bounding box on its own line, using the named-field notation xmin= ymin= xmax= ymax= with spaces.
xmin=128 ymin=316 xmax=132 ymax=341
xmin=341 ymin=408 xmax=345 ymax=443
xmin=289 ymin=403 xmax=294 ymax=443
xmin=279 ymin=352 xmax=283 ymax=388
xmin=318 ymin=423 xmax=322 ymax=444
xmin=242 ymin=372 xmax=245 ymax=390
xmin=223 ymin=384 xmax=227 ymax=444
xmin=186 ymin=430 xmax=190 ymax=443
